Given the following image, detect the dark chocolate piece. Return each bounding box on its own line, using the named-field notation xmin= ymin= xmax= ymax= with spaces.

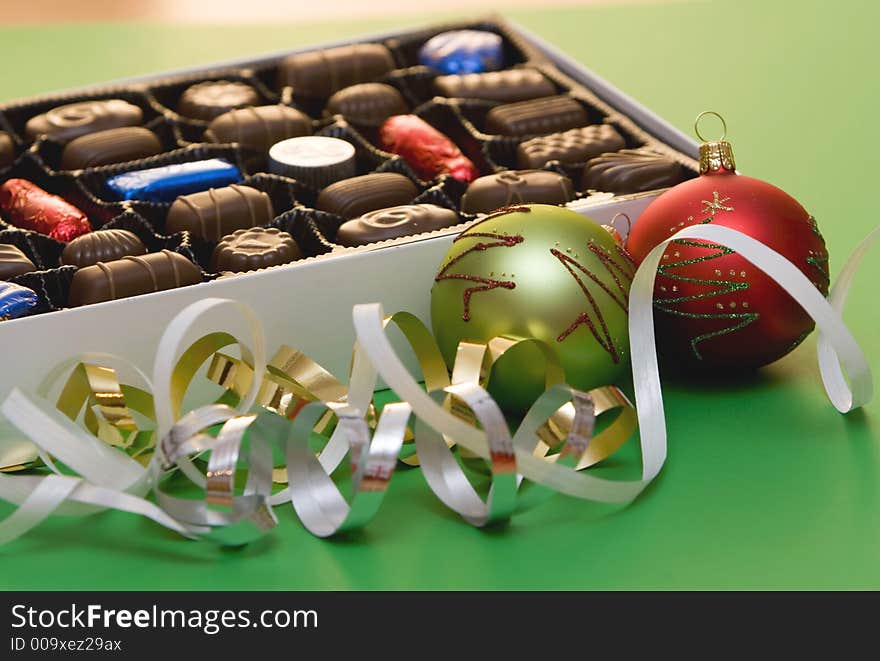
xmin=460 ymin=170 xmax=575 ymax=214
xmin=277 ymin=43 xmax=396 ymax=98
xmin=582 ymin=148 xmax=685 ymax=194
xmin=166 ymin=184 xmax=274 ymax=242
xmin=0 ymin=244 xmax=36 ymax=279
xmin=60 ymin=127 xmax=163 ymax=170
xmin=204 ymin=105 xmax=312 ymax=151
xmin=433 ymin=68 xmax=555 ymax=103
xmin=268 ymin=136 xmax=356 ymax=189
xmin=0 ymin=281 xmax=38 ymax=320
xmin=0 ymin=178 xmax=92 ymax=242
xmin=25 ymin=99 xmax=143 ymax=143
xmin=517 ymin=124 xmax=626 ymax=169
xmin=484 ymin=95 xmax=588 ymax=137
xmin=419 ymin=30 xmax=503 ymax=75
xmin=325 ymin=83 xmax=408 ymax=126
xmin=0 ymin=132 xmax=14 ymax=169
xmin=336 ymin=203 xmax=460 ymax=246
xmin=211 ymin=227 xmax=300 ymax=272
xmin=106 ymin=159 xmax=243 ymax=203
xmin=68 ymin=250 xmax=202 ymax=307
xmin=61 ymin=229 xmax=147 ymax=268
xmin=177 ymin=81 xmax=261 ymax=122
xmin=316 ymin=173 xmax=418 ymax=219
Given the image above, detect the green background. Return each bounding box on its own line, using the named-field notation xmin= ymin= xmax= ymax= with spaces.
xmin=1 ymin=0 xmax=878 ymax=589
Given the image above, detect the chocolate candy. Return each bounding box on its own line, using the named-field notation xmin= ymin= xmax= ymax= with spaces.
xmin=316 ymin=173 xmax=418 ymax=219
xmin=211 ymin=227 xmax=300 ymax=272
xmin=105 ymin=159 xmax=242 ymax=203
xmin=60 ymin=127 xmax=163 ymax=170
xmin=582 ymin=148 xmax=684 ymax=194
xmin=204 ymin=105 xmax=312 ymax=152
xmin=0 ymin=132 xmax=14 ymax=169
xmin=379 ymin=114 xmax=478 ymax=182
xmin=25 ymin=99 xmax=143 ymax=143
xmin=177 ymin=81 xmax=261 ymax=121
xmin=485 ymin=95 xmax=588 ymax=137
xmin=460 ymin=170 xmax=575 ymax=214
xmin=278 ymin=44 xmax=396 ymax=98
xmin=0 ymin=244 xmax=36 ymax=279
xmin=0 ymin=281 xmax=38 ymax=320
xmin=433 ymin=68 xmax=555 ymax=103
xmin=517 ymin=124 xmax=626 ymax=169
xmin=61 ymin=229 xmax=146 ymax=268
xmin=166 ymin=184 xmax=274 ymax=241
xmin=268 ymin=136 xmax=356 ymax=189
xmin=0 ymin=179 xmax=91 ymax=242
xmin=325 ymin=83 xmax=408 ymax=127
xmin=336 ymin=203 xmax=459 ymax=246
xmin=68 ymin=250 xmax=201 ymax=307
xmin=419 ymin=30 xmax=503 ymax=75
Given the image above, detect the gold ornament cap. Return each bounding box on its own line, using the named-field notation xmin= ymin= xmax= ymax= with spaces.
xmin=695 ymin=111 xmax=736 ymax=174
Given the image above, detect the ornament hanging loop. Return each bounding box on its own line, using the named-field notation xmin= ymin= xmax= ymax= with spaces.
xmin=694 ymin=110 xmax=727 ymax=143
xmin=610 ymin=212 xmax=632 ymax=235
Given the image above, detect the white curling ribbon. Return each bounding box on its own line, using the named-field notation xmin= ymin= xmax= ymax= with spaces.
xmin=0 ymin=223 xmax=876 ymax=544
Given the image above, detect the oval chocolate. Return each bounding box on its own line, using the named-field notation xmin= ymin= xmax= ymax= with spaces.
xmin=0 ymin=244 xmax=36 ymax=279
xmin=278 ymin=43 xmax=396 ymax=97
xmin=204 ymin=105 xmax=312 ymax=152
xmin=166 ymin=184 xmax=274 ymax=241
xmin=315 ymin=173 xmax=418 ymax=219
xmin=582 ymin=149 xmax=685 ymax=194
xmin=177 ymin=81 xmax=261 ymax=122
xmin=325 ymin=83 xmax=408 ymax=127
xmin=336 ymin=204 xmax=460 ymax=246
xmin=25 ymin=99 xmax=143 ymax=143
xmin=460 ymin=170 xmax=575 ymax=214
xmin=61 ymin=229 xmax=147 ymax=268
xmin=61 ymin=127 xmax=163 ymax=170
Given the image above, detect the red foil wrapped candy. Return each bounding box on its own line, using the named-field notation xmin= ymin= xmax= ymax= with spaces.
xmin=0 ymin=178 xmax=92 ymax=242
xmin=379 ymin=114 xmax=479 ymax=183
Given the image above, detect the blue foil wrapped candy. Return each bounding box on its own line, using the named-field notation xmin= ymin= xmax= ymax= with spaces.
xmin=0 ymin=281 xmax=39 ymax=321
xmin=106 ymin=158 xmax=242 ymax=203
xmin=418 ymin=30 xmax=504 ymax=75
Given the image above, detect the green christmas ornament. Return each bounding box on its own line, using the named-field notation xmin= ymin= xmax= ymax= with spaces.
xmin=431 ymin=204 xmax=634 ymax=412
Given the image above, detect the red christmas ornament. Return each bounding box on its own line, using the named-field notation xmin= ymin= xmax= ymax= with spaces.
xmin=379 ymin=114 xmax=479 ymax=183
xmin=625 ymin=113 xmax=829 ymax=369
xmin=0 ymin=178 xmax=92 ymax=242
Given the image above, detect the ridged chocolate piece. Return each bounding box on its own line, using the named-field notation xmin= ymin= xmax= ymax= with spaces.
xmin=484 ymin=95 xmax=588 ymax=137
xmin=278 ymin=43 xmax=396 ymax=98
xmin=25 ymin=99 xmax=143 ymax=143
xmin=433 ymin=68 xmax=555 ymax=103
xmin=517 ymin=124 xmax=626 ymax=169
xmin=0 ymin=132 xmax=14 ymax=169
xmin=166 ymin=184 xmax=274 ymax=242
xmin=336 ymin=203 xmax=460 ymax=246
xmin=212 ymin=227 xmax=301 ymax=272
xmin=177 ymin=81 xmax=261 ymax=121
xmin=0 ymin=244 xmax=36 ymax=279
xmin=68 ymin=250 xmax=202 ymax=307
xmin=325 ymin=83 xmax=408 ymax=126
xmin=60 ymin=127 xmax=163 ymax=170
xmin=583 ymin=148 xmax=684 ymax=194
xmin=61 ymin=229 xmax=147 ymax=268
xmin=316 ymin=173 xmax=418 ymax=219
xmin=204 ymin=105 xmax=312 ymax=151
xmin=460 ymin=170 xmax=575 ymax=214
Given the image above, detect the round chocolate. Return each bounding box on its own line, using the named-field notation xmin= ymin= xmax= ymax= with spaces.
xmin=0 ymin=132 xmax=15 ymax=169
xmin=268 ymin=136 xmax=356 ymax=189
xmin=204 ymin=105 xmax=312 ymax=152
xmin=177 ymin=81 xmax=261 ymax=122
xmin=25 ymin=99 xmax=143 ymax=143
xmin=336 ymin=203 xmax=460 ymax=246
xmin=325 ymin=83 xmax=408 ymax=127
xmin=211 ymin=227 xmax=301 ymax=272
xmin=61 ymin=229 xmax=147 ymax=268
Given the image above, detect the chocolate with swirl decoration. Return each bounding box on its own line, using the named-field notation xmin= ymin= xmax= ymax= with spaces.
xmin=582 ymin=149 xmax=684 ymax=194
xmin=177 ymin=81 xmax=261 ymax=122
xmin=460 ymin=170 xmax=575 ymax=214
xmin=212 ymin=227 xmax=301 ymax=272
xmin=68 ymin=250 xmax=202 ymax=307
xmin=166 ymin=184 xmax=274 ymax=242
xmin=336 ymin=203 xmax=460 ymax=246
xmin=61 ymin=229 xmax=146 ymax=268
xmin=25 ymin=99 xmax=143 ymax=143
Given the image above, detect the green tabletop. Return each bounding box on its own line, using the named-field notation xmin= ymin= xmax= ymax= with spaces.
xmin=1 ymin=0 xmax=878 ymax=590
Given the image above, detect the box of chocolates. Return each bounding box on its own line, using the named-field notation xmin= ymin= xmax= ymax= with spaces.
xmin=0 ymin=17 xmax=698 ymax=427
